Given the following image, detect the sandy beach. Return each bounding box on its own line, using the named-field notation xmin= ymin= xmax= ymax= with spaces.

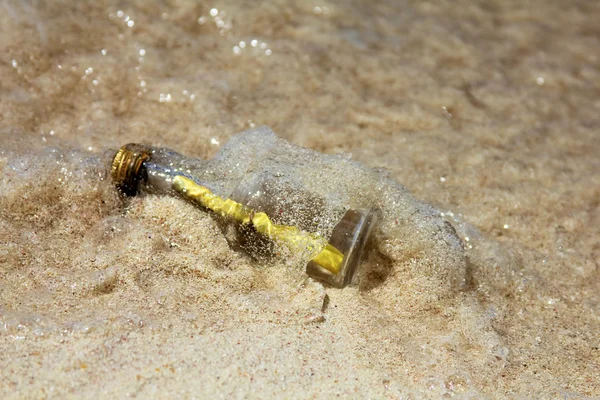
xmin=1 ymin=0 xmax=599 ymax=398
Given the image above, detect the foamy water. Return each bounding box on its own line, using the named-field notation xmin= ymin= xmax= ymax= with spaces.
xmin=1 ymin=1 xmax=598 ymax=398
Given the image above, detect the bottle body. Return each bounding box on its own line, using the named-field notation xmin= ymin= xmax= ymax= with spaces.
xmin=111 ymin=127 xmax=376 ymax=287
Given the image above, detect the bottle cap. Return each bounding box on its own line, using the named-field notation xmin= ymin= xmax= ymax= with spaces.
xmin=111 ymin=144 xmax=152 ymax=196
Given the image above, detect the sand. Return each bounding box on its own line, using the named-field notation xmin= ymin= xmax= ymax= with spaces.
xmin=1 ymin=0 xmax=599 ymax=398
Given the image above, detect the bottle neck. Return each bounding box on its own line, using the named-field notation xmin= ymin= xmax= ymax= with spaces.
xmin=111 ymin=144 xmax=213 ymax=197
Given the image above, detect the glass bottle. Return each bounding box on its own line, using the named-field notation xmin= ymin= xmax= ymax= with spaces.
xmin=110 ymin=127 xmax=376 ymax=287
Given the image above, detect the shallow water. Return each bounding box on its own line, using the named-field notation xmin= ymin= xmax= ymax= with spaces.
xmin=1 ymin=0 xmax=599 ymax=398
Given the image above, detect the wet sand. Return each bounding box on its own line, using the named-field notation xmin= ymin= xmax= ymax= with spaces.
xmin=1 ymin=0 xmax=599 ymax=398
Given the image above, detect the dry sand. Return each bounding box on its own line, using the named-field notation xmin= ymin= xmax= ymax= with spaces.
xmin=1 ymin=0 xmax=599 ymax=398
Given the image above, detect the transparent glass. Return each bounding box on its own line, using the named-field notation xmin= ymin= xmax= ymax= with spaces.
xmin=110 ymin=127 xmax=376 ymax=287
